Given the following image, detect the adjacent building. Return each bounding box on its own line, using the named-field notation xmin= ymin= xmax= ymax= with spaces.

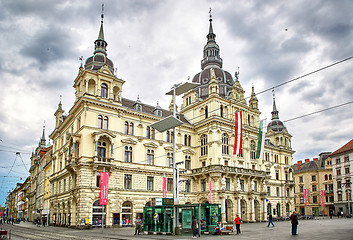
xmin=293 ymin=153 xmax=334 ymax=216
xmin=330 ymin=139 xmax=353 ymax=216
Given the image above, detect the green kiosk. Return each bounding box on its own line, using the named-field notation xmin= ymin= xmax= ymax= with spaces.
xmin=144 ymin=199 xmax=221 ymax=235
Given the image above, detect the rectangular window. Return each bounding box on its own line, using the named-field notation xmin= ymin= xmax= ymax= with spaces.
xmin=147 ymin=176 xmax=153 ymax=191
xmin=124 ymin=174 xmax=132 ymax=189
xmin=344 ymin=156 xmax=349 ymax=162
xmin=337 ymin=181 xmax=341 ymax=189
xmin=275 ymin=171 xmax=279 ymax=180
xmin=312 ymin=185 xmax=317 ymax=192
xmin=312 ymin=175 xmax=317 ymax=181
xmin=267 ymin=186 xmax=271 ymax=196
xmin=345 ymin=167 xmax=350 ymax=174
xmin=201 ymin=179 xmax=206 ymax=192
xmin=338 ymin=193 xmax=342 ymax=201
xmin=167 ymin=178 xmax=173 ymax=192
xmin=276 ymin=187 xmax=280 ymax=196
xmin=336 ymin=158 xmax=341 ymax=164
xmin=285 ymin=156 xmax=289 ymax=165
xmin=337 ymin=169 xmax=341 ymax=176
xmin=299 ymin=176 xmax=303 ymax=183
xmin=300 ymin=197 xmax=304 ymax=204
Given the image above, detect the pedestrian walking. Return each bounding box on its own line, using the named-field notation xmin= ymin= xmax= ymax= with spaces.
xmin=191 ymin=215 xmax=198 ymax=238
xmin=290 ymin=211 xmax=299 ymax=235
xmin=267 ymin=213 xmax=275 ymax=227
xmin=134 ymin=216 xmax=142 ymax=235
xmin=234 ymin=214 xmax=241 ymax=234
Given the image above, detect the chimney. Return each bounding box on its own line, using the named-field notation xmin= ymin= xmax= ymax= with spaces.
xmin=297 ymin=164 xmax=301 ymax=170
xmin=298 ymin=161 xmax=302 ymax=165
xmin=305 ymin=159 xmax=310 ymax=163
xmin=313 ymin=158 xmax=318 ymax=161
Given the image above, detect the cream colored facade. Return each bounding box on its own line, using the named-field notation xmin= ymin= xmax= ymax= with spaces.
xmin=37 ymin=15 xmax=296 ymax=228
xmin=293 ymin=154 xmax=334 ymax=216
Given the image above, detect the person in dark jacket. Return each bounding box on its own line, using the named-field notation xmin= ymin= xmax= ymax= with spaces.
xmin=191 ymin=215 xmax=198 ymax=238
xmin=267 ymin=213 xmax=275 ymax=227
xmin=290 ymin=211 xmax=299 ymax=235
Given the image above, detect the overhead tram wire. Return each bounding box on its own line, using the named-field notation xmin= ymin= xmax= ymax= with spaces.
xmin=18 ymin=152 xmax=29 ymax=172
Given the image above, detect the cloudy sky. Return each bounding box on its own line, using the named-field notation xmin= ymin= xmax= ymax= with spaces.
xmin=1 ymin=0 xmax=353 ymax=205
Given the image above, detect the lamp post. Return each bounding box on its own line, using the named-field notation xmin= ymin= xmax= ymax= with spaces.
xmin=342 ymin=182 xmax=351 ymax=218
xmin=151 ymin=82 xmax=199 ymax=235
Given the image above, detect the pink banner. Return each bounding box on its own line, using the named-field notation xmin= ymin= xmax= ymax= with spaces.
xmin=284 ymin=186 xmax=287 ymax=205
xmin=321 ymin=190 xmax=324 ymax=206
xmin=209 ymin=180 xmax=212 ymax=203
xmin=304 ymin=189 xmax=307 ymax=206
xmin=163 ymin=177 xmax=167 ymax=198
xmin=100 ymin=172 xmax=109 ymax=205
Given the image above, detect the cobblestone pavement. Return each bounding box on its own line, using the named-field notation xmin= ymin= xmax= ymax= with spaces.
xmin=1 ymin=217 xmax=353 ymax=240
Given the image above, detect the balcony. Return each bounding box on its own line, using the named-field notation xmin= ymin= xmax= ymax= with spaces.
xmin=192 ymin=165 xmax=267 ymax=177
xmin=286 ymin=180 xmax=295 ymax=186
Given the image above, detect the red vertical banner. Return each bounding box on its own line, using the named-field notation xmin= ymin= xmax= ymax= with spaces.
xmin=304 ymin=189 xmax=307 ymax=206
xmin=321 ymin=190 xmax=324 ymax=206
xmin=100 ymin=172 xmax=109 ymax=205
xmin=162 ymin=177 xmax=167 ymax=198
xmin=209 ymin=180 xmax=212 ymax=203
xmin=233 ymin=111 xmax=243 ymax=155
xmin=284 ymin=186 xmax=287 ymax=205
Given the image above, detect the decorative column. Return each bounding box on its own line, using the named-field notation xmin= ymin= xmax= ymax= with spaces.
xmin=85 ymin=80 xmax=88 ymax=93
xmin=251 ymin=198 xmax=255 ymax=222
xmin=221 ymin=197 xmax=226 ymax=223
xmin=263 ymin=199 xmax=267 ymax=221
xmin=237 ymin=198 xmax=241 ymax=217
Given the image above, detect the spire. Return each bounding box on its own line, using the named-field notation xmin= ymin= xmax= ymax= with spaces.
xmin=201 ymin=10 xmax=222 ymax=70
xmin=271 ymin=92 xmax=279 ymax=120
xmin=84 ymin=4 xmax=114 ymax=74
xmin=249 ymin=85 xmax=259 ymax=110
xmin=40 ymin=122 xmax=46 ymax=148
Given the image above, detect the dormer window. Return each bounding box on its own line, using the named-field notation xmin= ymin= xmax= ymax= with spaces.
xmin=101 ymin=83 xmax=108 ymax=98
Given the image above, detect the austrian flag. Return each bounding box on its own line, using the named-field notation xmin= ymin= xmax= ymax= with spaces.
xmin=233 ymin=111 xmax=243 ymax=155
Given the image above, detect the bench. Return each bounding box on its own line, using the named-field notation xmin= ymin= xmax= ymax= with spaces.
xmin=221 ymin=225 xmax=233 ymax=234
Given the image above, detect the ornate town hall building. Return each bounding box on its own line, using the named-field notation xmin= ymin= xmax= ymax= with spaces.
xmin=29 ymin=14 xmax=295 ymax=227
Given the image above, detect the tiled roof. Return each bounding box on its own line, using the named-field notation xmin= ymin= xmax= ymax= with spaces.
xmin=121 ymin=98 xmax=192 ymax=125
xmin=329 ymin=139 xmax=353 ymax=157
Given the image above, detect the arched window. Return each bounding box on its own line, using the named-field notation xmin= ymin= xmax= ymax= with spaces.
xmin=250 ymin=140 xmax=256 ymax=159
xmin=101 ymin=83 xmax=108 ymax=98
xmin=98 ymin=115 xmax=103 ymax=129
xmin=329 ymin=174 xmax=332 ymax=180
xmin=248 ymin=115 xmax=251 ymax=126
xmin=147 ymin=149 xmax=154 ymax=165
xmin=201 ymin=134 xmax=208 ymax=156
xmin=222 ymin=133 xmax=229 ymax=155
xmin=325 ymin=174 xmax=328 ymax=181
xmin=205 ymin=106 xmax=208 ymax=119
xmin=220 ymin=105 xmax=223 ymax=118
xmin=166 ymin=131 xmax=174 ymax=143
xmin=129 ymin=122 xmax=134 ymax=135
xmin=124 ymin=146 xmax=132 ymax=163
xmin=124 ymin=121 xmax=129 ymax=134
xmin=184 ymin=134 xmax=191 ymax=146
xmin=103 ymin=116 xmax=108 ymax=130
xmin=146 ymin=126 xmax=151 ymax=139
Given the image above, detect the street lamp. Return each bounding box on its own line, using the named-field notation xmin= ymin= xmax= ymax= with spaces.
xmin=342 ymin=182 xmax=351 ymax=218
xmin=151 ymin=82 xmax=199 ymax=234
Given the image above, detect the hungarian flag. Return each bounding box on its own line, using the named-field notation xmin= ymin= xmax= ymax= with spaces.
xmin=256 ymin=119 xmax=265 ymax=159
xmin=233 ymin=111 xmax=243 ymax=155
xmin=100 ymin=172 xmax=109 ymax=205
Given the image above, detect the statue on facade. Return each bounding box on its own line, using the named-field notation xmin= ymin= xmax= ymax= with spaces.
xmin=221 ymin=176 xmax=226 ymax=190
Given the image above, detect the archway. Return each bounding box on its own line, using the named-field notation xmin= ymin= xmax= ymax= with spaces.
xmin=122 ymin=201 xmax=133 ymax=226
xmin=254 ymin=200 xmax=261 ymax=221
xmin=92 ymin=200 xmax=106 ymax=227
xmin=240 ymin=199 xmax=247 ymax=221
xmin=276 ymin=203 xmax=281 ymax=217
xmin=225 ymin=199 xmax=233 ymax=222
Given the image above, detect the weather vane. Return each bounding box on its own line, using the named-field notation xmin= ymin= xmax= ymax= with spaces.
xmin=101 ymin=4 xmax=104 ymax=22
xmin=209 ymin=8 xmax=212 ymax=19
xmin=79 ymin=56 xmax=83 ymax=67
